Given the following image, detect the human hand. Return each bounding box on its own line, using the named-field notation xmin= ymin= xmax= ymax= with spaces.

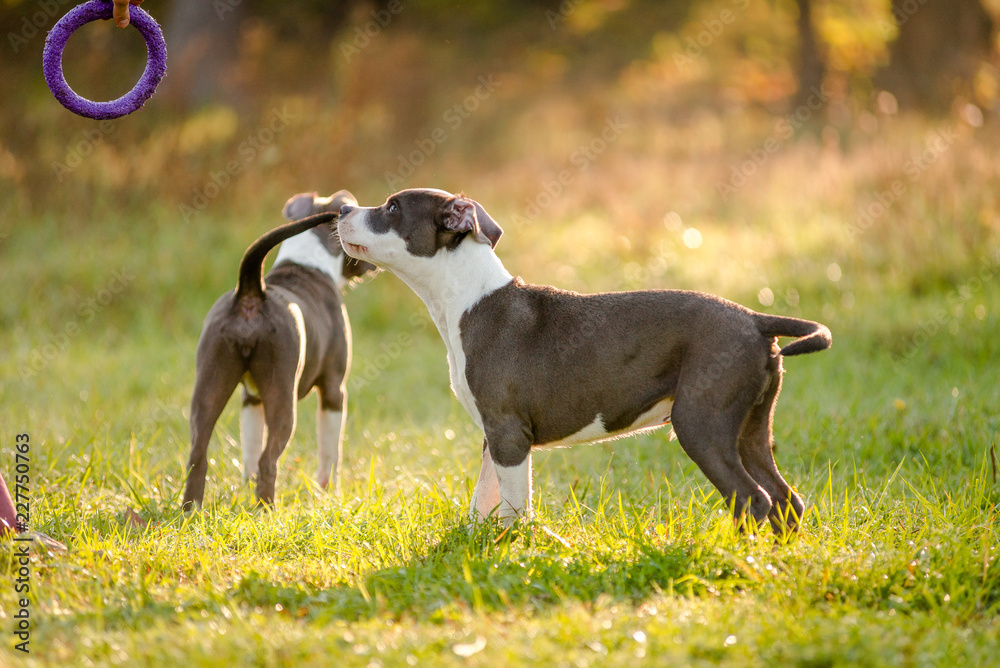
xmin=113 ymin=0 xmax=144 ymax=28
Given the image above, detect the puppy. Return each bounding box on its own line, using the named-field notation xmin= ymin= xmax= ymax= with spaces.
xmin=337 ymin=188 xmax=831 ymax=532
xmin=182 ymin=191 xmax=375 ymax=509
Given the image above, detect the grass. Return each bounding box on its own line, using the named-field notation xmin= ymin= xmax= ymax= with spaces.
xmin=2 ymin=150 xmax=999 ymax=664
xmin=2 ymin=3 xmax=1000 ymax=664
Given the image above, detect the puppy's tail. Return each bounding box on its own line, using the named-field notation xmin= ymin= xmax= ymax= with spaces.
xmin=754 ymin=313 xmax=832 ymax=357
xmin=235 ymin=212 xmax=338 ymax=298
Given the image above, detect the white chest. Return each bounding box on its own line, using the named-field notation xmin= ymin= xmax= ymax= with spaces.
xmin=445 ymin=322 xmax=483 ymax=429
xmin=396 ymin=243 xmax=512 ymax=432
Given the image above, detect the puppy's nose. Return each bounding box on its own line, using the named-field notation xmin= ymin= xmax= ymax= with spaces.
xmin=339 ymin=204 xmax=354 ymax=218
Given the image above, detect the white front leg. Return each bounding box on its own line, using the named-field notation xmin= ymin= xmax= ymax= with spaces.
xmin=241 ymin=402 xmax=266 ymax=481
xmin=494 ymin=453 xmax=532 ymax=526
xmin=316 ymin=407 xmax=345 ymax=491
xmin=470 ymin=445 xmax=500 ymax=521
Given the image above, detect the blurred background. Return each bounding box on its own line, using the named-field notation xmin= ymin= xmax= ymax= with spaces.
xmin=1 ymin=0 xmax=998 ymax=495
xmin=2 ymin=0 xmax=998 ymax=274
xmin=2 ymin=0 xmax=998 ymax=229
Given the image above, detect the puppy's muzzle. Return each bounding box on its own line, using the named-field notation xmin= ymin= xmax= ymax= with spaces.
xmin=337 ymin=204 xmax=368 ymax=257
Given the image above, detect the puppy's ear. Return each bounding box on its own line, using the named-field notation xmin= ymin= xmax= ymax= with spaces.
xmin=313 ymin=189 xmax=357 ymax=214
xmin=444 ymin=197 xmax=504 ymax=249
xmin=471 ymin=200 xmax=503 ymax=248
xmin=282 ymin=192 xmax=319 ymax=221
xmin=328 ymin=189 xmax=358 ymax=211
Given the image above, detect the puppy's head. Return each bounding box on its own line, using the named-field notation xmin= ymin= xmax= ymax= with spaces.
xmin=337 ymin=188 xmax=503 ymax=269
xmin=282 ymin=190 xmax=377 ymax=280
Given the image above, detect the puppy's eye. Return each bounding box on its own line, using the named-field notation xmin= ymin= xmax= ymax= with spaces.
xmin=387 ymin=201 xmax=399 ymax=213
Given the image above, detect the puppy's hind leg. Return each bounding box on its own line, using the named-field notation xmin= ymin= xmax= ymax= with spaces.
xmin=253 ymin=305 xmax=306 ymax=506
xmin=240 ymin=389 xmax=266 ymax=482
xmin=670 ymin=392 xmax=773 ymax=530
xmin=255 ymin=383 xmax=297 ymax=506
xmin=737 ymin=363 xmax=805 ymax=534
xmin=315 ymin=384 xmax=346 ymax=492
xmin=183 ymin=342 xmax=244 ymax=510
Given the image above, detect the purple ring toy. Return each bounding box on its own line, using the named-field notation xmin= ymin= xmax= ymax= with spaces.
xmin=43 ymin=1 xmax=167 ymax=120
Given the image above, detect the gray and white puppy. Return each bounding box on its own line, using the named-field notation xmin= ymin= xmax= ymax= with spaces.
xmin=182 ymin=190 xmax=375 ymax=509
xmin=337 ymin=188 xmax=831 ymax=532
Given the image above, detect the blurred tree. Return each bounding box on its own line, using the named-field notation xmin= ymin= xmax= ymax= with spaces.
xmin=161 ymin=0 xmax=245 ymax=108
xmin=793 ymin=0 xmax=826 ymax=108
xmin=161 ymin=0 xmax=367 ymax=109
xmin=877 ymin=0 xmax=995 ymax=112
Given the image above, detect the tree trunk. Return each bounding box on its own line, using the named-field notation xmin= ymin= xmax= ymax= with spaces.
xmin=161 ymin=0 xmax=246 ymax=110
xmin=877 ymin=0 xmax=995 ymax=112
xmin=793 ymin=0 xmax=826 ymax=109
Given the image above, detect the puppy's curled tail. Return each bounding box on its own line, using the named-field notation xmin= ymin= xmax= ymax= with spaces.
xmin=754 ymin=313 xmax=832 ymax=357
xmin=235 ymin=212 xmax=338 ymax=298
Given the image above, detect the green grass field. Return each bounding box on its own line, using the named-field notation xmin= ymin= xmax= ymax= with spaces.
xmin=3 ymin=123 xmax=999 ymax=664
xmin=2 ymin=9 xmax=1000 ymax=661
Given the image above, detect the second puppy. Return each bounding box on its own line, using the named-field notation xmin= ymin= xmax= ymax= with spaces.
xmin=182 ymin=191 xmax=375 ymax=509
